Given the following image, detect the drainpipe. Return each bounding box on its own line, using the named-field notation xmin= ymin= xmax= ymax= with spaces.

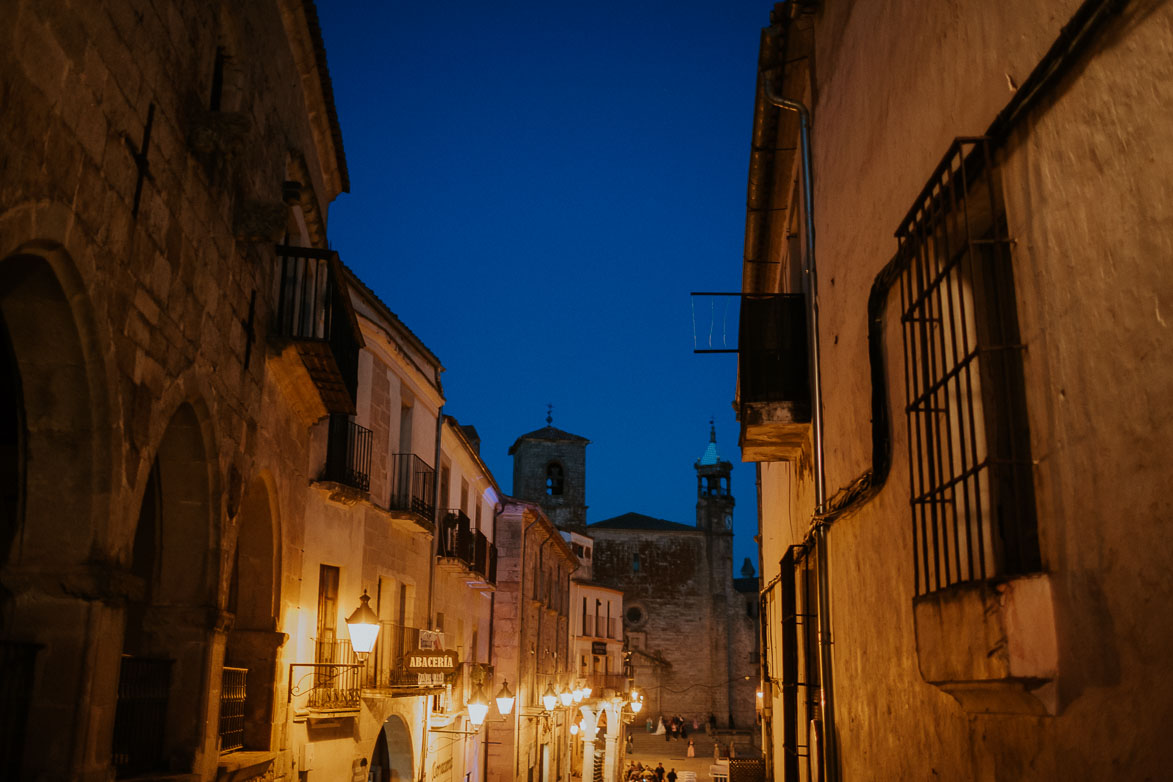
xmin=762 ymin=78 xmax=838 ymax=782
xmin=515 ymin=510 xmax=543 ymax=778
xmin=419 ymin=405 xmax=444 ymax=782
xmin=426 ymin=406 xmax=445 ymax=624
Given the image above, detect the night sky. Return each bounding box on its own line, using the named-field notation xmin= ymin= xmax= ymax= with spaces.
xmin=316 ymin=2 xmax=770 ymax=574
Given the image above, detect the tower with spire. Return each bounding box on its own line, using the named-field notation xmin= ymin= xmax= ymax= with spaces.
xmin=695 ymin=419 xmax=735 ymax=533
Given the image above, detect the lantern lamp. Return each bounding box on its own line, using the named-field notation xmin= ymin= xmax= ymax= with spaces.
xmin=345 ymin=590 xmax=380 ymax=657
xmin=467 ymin=684 xmax=490 ymax=727
xmin=495 ymin=679 xmax=515 ymax=716
xmin=570 ymin=723 xmax=580 ymax=736
xmin=559 ymin=688 xmax=573 ymax=707
xmin=542 ymin=683 xmax=558 ymax=712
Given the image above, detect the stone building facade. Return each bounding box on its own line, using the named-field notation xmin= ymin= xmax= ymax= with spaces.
xmin=739 ymin=1 xmax=1173 ymax=780
xmin=0 ymin=2 xmax=505 ymax=781
xmin=511 ymin=425 xmax=758 ymax=732
xmin=485 ymin=499 xmax=578 ymax=782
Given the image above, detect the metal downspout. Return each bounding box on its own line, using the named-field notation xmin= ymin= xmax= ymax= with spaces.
xmin=762 ymin=79 xmax=838 ymax=782
xmin=516 ymin=512 xmax=543 ymax=778
xmin=421 ymin=405 xmax=444 ymax=782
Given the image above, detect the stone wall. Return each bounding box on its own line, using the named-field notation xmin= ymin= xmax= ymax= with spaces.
xmin=752 ymin=0 xmax=1173 ymax=778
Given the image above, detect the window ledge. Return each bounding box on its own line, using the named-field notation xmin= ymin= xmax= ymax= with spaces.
xmin=914 ymin=573 xmax=1058 ymax=715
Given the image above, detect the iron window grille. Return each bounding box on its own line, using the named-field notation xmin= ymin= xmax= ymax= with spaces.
xmin=897 ymin=137 xmax=1039 ymax=596
xmin=218 ymin=666 xmax=247 ymax=754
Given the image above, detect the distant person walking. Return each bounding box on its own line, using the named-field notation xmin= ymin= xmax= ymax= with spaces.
xmin=667 ymin=769 xmax=677 ymax=782
xmin=655 ymin=763 xmax=665 ymax=782
xmin=686 ymin=739 xmax=695 ymax=758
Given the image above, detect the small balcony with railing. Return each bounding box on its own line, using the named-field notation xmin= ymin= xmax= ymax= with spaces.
xmin=321 ymin=414 xmax=373 ymax=493
xmin=582 ymin=615 xmax=620 ymax=640
xmin=693 ymin=292 xmax=811 ymax=462
xmin=387 ymin=453 xmax=436 ymax=530
xmin=270 ymin=245 xmax=364 ymax=422
xmin=290 ymin=625 xmax=448 ymax=715
xmin=437 ymin=511 xmax=497 ymax=589
xmin=582 ymin=672 xmax=630 ymax=696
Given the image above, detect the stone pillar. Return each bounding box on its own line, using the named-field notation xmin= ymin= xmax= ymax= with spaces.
xmin=581 ymin=738 xmax=596 ymax=782
xmin=603 ymin=733 xmax=619 ymax=782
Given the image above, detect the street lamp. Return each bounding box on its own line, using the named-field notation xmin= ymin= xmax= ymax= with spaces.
xmin=467 ymin=684 xmax=490 ymax=727
xmin=573 ymin=685 xmax=584 ymax=703
xmin=542 ymin=683 xmax=558 ymax=712
xmin=345 ymin=590 xmax=379 ymax=658
xmin=559 ymin=688 xmax=574 ymax=707
xmin=496 ymin=679 xmax=515 ymax=716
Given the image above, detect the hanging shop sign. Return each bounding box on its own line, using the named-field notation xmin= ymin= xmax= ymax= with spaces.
xmin=405 ymin=649 xmax=460 ymax=673
xmin=591 ymin=641 xmax=608 ymax=655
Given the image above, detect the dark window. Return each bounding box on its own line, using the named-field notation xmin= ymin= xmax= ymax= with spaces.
xmin=631 ymin=553 xmax=640 ymax=572
xmin=545 ymin=463 xmax=564 ymax=496
xmin=897 ymin=137 xmax=1038 ymax=595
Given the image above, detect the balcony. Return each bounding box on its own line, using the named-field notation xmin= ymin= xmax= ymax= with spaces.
xmin=288 ymin=639 xmax=364 ymax=713
xmin=582 ymin=672 xmax=629 ymax=695
xmin=271 ymin=246 xmax=364 ymax=420
xmin=322 ymin=414 xmax=372 ymax=492
xmin=366 ymin=624 xmax=451 ymax=692
xmin=438 ymin=510 xmax=475 ymax=566
xmin=585 ymin=616 xmax=620 ymax=639
xmin=437 ymin=513 xmax=497 ymax=589
xmin=387 ymin=453 xmax=436 ymax=529
xmin=112 ymin=655 xmax=172 ymax=778
xmin=0 ymin=640 xmax=39 ymax=775
xmin=737 ymin=294 xmax=811 ymax=461
xmin=470 ymin=530 xmax=498 ymax=590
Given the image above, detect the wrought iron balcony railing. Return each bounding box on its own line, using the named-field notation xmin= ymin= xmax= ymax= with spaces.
xmin=307 ymin=639 xmax=363 ymax=711
xmin=387 ymin=453 xmax=436 ymax=524
xmin=438 ymin=510 xmax=475 ymax=566
xmin=323 ymin=414 xmax=372 ymax=492
xmin=0 ymin=640 xmax=39 ymax=776
xmin=275 ymin=245 xmax=363 ymax=415
xmin=219 ymin=666 xmax=247 ymax=754
xmin=112 ymin=655 xmax=172 ymax=778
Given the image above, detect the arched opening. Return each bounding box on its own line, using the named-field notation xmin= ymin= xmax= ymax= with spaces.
xmin=0 ymin=254 xmax=97 ymax=570
xmin=545 ymin=463 xmax=564 ymax=496
xmin=0 ymin=316 xmax=22 ymax=576
xmin=115 ymin=402 xmax=216 ymax=777
xmin=225 ymin=475 xmax=281 ymax=751
xmin=380 ymin=714 xmax=414 ymax=782
xmin=0 ymin=251 xmax=102 ymax=779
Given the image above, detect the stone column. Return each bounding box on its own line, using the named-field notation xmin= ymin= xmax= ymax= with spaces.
xmin=581 ymin=738 xmax=596 ymax=782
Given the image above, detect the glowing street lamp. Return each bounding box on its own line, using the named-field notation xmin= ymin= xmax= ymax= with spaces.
xmin=570 ymin=723 xmax=580 ymax=736
xmin=559 ymin=688 xmax=574 ymax=707
xmin=496 ymin=680 xmax=515 ymax=716
xmin=345 ymin=590 xmax=379 ymax=658
xmin=572 ymin=686 xmax=584 ymax=703
xmin=542 ymin=683 xmax=559 ymax=712
xmin=467 ymin=684 xmax=490 ymax=727
xmin=581 ymin=683 xmax=592 ymax=698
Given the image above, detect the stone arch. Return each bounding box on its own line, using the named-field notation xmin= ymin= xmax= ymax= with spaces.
xmin=116 ymin=399 xmax=220 ymax=777
xmin=0 ymin=224 xmax=114 ymax=781
xmin=381 ymin=713 xmax=414 ymax=782
xmin=0 ymin=248 xmax=109 ymax=572
xmin=225 ymin=472 xmax=283 ymax=750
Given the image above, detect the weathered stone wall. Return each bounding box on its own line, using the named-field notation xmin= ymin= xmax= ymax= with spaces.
xmin=0 ymin=0 xmax=349 ymax=777
xmin=511 ymin=435 xmax=588 ymax=530
xmin=753 ymin=0 xmax=1173 ymax=778
xmin=591 ymin=527 xmax=755 ymax=727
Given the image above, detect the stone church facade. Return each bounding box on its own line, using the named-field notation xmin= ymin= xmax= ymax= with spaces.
xmin=511 ymin=424 xmax=758 ymax=730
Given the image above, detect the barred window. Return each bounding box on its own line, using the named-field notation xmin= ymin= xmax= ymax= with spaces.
xmin=898 ymin=137 xmax=1039 ymax=595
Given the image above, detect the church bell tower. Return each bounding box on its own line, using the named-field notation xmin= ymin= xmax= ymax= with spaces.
xmin=695 ymin=421 xmax=734 ymax=533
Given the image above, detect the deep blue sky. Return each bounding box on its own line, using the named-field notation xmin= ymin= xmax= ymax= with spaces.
xmin=316 ymin=2 xmax=769 ymax=574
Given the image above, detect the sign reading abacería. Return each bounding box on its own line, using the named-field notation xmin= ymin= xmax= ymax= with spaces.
xmin=405 ymin=649 xmax=459 ymax=673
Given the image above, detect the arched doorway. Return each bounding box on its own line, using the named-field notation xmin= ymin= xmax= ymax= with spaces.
xmin=225 ymin=475 xmax=282 ymax=751
xmin=115 ymin=402 xmax=217 ymax=777
xmin=374 ymin=714 xmax=414 ymax=782
xmin=0 ymin=250 xmax=104 ymax=779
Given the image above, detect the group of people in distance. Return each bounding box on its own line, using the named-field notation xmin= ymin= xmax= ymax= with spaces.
xmin=626 ymin=761 xmax=677 ymax=782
